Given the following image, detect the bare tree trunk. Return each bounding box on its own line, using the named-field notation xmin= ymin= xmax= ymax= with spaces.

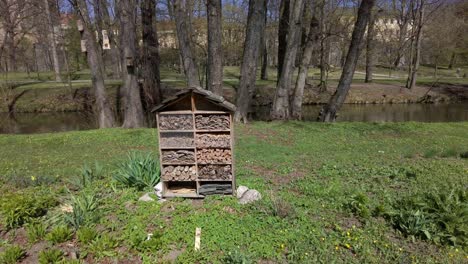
xmin=270 ymin=0 xmax=305 ymax=120
xmin=75 ymin=0 xmax=115 ymax=128
xmin=99 ymin=0 xmax=121 ymax=78
xmin=174 ymin=0 xmax=200 ymax=87
xmin=365 ymin=9 xmax=377 ymax=83
xmin=141 ymin=0 xmax=163 ymax=108
xmin=277 ymin=0 xmax=290 ymax=80
xmin=407 ymin=0 xmax=424 ymax=90
xmin=233 ymin=0 xmax=267 ymax=123
xmin=291 ymin=15 xmax=319 ymax=119
xmin=260 ymin=12 xmax=269 ymax=81
xmin=119 ymin=0 xmax=145 ymax=128
xmin=318 ymin=1 xmax=327 ymax=92
xmin=206 ymin=0 xmax=223 ymax=95
xmin=393 ymin=0 xmax=409 ymax=69
xmin=448 ymin=52 xmax=456 ymax=70
xmin=44 ymin=0 xmax=62 ymax=82
xmin=318 ymin=0 xmax=375 ymax=122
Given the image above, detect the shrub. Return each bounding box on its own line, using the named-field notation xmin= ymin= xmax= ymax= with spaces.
xmin=26 ymin=222 xmax=47 ymax=243
xmin=0 ymin=245 xmax=26 ymax=264
xmin=68 ymin=162 xmax=103 ymax=190
xmin=423 ymin=149 xmax=438 ymax=158
xmin=0 ymin=191 xmax=58 ymax=229
xmin=77 ymin=226 xmax=97 ymax=244
xmin=440 ymin=148 xmax=458 ymax=158
xmin=89 ymin=233 xmax=119 ymax=258
xmin=345 ymin=193 xmax=371 ymax=219
xmin=38 ymin=249 xmax=64 ymax=264
xmin=128 ymin=229 xmax=162 ymax=253
xmin=387 ymin=187 xmax=467 ymax=247
xmin=46 ymin=225 xmax=73 ymax=244
xmin=223 ymin=249 xmax=252 ymax=264
xmin=113 ymin=152 xmax=160 ymax=191
xmin=63 ymin=192 xmax=99 ymax=230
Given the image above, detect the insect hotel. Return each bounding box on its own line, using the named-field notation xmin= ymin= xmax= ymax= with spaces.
xmin=152 ymin=87 xmax=236 ymax=198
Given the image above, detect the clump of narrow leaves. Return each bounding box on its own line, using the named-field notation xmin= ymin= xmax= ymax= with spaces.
xmin=113 ymin=152 xmax=160 ymax=190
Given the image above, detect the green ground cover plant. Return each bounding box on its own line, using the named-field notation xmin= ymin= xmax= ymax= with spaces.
xmin=0 ymin=122 xmax=467 ymax=262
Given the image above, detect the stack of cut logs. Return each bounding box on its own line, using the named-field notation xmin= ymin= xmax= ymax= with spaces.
xmin=160 ymin=134 xmax=194 ymax=148
xmin=196 ymin=134 xmax=230 ymax=148
xmin=162 ymin=150 xmax=195 ymax=164
xmin=195 ymin=115 xmax=230 ymax=130
xmin=159 ymin=115 xmax=193 ymax=130
xmin=198 ymin=165 xmax=232 ymax=180
xmin=162 ymin=165 xmax=197 ymax=181
xmin=197 ymin=149 xmax=231 ymax=164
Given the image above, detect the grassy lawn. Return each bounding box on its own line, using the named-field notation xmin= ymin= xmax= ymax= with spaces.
xmin=0 ymin=122 xmax=467 ymax=263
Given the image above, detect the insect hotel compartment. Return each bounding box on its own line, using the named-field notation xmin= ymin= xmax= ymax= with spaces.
xmin=162 ymin=165 xmax=197 ymax=181
xmin=197 ymin=149 xmax=231 ymax=164
xmin=198 ymin=165 xmax=232 ymax=180
xmin=195 ymin=114 xmax=230 ymax=130
xmin=164 ymin=181 xmax=198 ymax=197
xmin=159 ymin=114 xmax=193 ymax=130
xmin=196 ymin=133 xmax=231 ymax=148
xmin=160 ymin=132 xmax=194 ymax=148
xmin=199 ymin=181 xmax=233 ymax=195
xmin=162 ymin=150 xmax=195 ymax=164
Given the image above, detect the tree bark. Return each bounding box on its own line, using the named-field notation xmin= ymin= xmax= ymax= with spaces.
xmin=318 ymin=0 xmax=375 ymax=122
xmin=173 ymin=0 xmax=200 ymax=87
xmin=206 ymin=0 xmax=223 ymax=95
xmin=407 ymin=0 xmax=424 ymax=90
xmin=365 ymin=9 xmax=377 ymax=83
xmin=44 ymin=0 xmax=62 ymax=82
xmin=141 ymin=0 xmax=163 ymax=108
xmin=260 ymin=11 xmax=269 ymax=81
xmin=75 ymin=0 xmax=115 ymax=128
xmin=270 ymin=0 xmax=305 ymax=120
xmin=448 ymin=52 xmax=455 ymax=70
xmin=120 ymin=0 xmax=145 ymax=128
xmin=393 ymin=0 xmax=409 ymax=69
xmin=233 ymin=0 xmax=267 ymax=123
xmin=291 ymin=15 xmax=319 ymax=120
xmin=277 ymin=0 xmax=290 ymax=80
xmin=206 ymin=0 xmax=223 ymax=96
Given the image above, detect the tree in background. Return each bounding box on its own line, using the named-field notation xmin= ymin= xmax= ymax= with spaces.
xmin=270 ymin=0 xmax=305 ymax=120
xmin=318 ymin=0 xmax=375 ymax=122
xmin=365 ymin=7 xmax=379 ymax=83
xmin=173 ymin=0 xmax=200 ymax=87
xmin=74 ymin=0 xmax=115 ymax=128
xmin=234 ymin=0 xmax=267 ymax=123
xmin=43 ymin=0 xmax=62 ymax=81
xmin=291 ymin=9 xmax=319 ymax=119
xmin=141 ymin=0 xmax=163 ymax=107
xmin=119 ymin=0 xmax=145 ymax=128
xmin=206 ymin=0 xmax=223 ymax=95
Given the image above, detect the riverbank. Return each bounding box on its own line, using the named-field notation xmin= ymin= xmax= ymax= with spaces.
xmin=1 ymin=122 xmax=467 ymax=262
xmin=1 ymin=66 xmax=466 ymax=113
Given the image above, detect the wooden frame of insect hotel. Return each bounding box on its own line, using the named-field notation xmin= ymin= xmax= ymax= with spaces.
xmin=152 ymin=87 xmax=236 ymax=198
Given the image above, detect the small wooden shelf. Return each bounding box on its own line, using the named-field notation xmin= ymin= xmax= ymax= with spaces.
xmin=160 ymin=147 xmax=195 ymax=150
xmin=159 ymin=111 xmax=193 ymax=115
xmin=196 ymin=146 xmax=231 ymax=149
xmin=198 ymin=179 xmax=232 ymax=182
xmin=160 ymin=130 xmax=194 ymax=133
xmin=198 ymin=163 xmax=232 ymax=165
xmin=164 ymin=191 xmax=203 ymax=198
xmin=195 ymin=130 xmax=230 ymax=133
xmin=162 ymin=162 xmax=196 ymax=165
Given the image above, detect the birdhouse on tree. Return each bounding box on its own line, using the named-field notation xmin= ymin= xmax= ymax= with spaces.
xmin=152 ymin=87 xmax=236 ymax=198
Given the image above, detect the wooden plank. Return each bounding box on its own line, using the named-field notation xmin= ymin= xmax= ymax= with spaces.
xmin=194 ymin=227 xmax=201 ymax=251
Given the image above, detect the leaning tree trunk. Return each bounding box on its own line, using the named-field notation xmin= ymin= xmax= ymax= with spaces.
xmin=365 ymin=9 xmax=377 ymax=83
xmin=270 ymin=0 xmax=305 ymax=120
xmin=318 ymin=0 xmax=375 ymax=122
xmin=141 ymin=0 xmax=163 ymax=108
xmin=407 ymin=0 xmax=424 ymax=90
xmin=173 ymin=0 xmax=200 ymax=87
xmin=277 ymin=0 xmax=290 ymax=80
xmin=291 ymin=15 xmax=319 ymax=119
xmin=44 ymin=0 xmax=62 ymax=82
xmin=120 ymin=0 xmax=145 ymax=128
xmin=75 ymin=0 xmax=115 ymax=128
xmin=206 ymin=0 xmax=223 ymax=95
xmin=233 ymin=0 xmax=267 ymax=123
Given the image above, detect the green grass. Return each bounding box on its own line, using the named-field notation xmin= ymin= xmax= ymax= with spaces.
xmin=0 ymin=123 xmax=467 ymax=262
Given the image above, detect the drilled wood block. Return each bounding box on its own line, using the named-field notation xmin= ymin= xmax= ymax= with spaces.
xmin=159 ymin=114 xmax=193 ymax=130
xmin=195 ymin=114 xmax=230 ymax=130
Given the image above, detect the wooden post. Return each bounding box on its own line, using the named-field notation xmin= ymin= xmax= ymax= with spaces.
xmin=194 ymin=227 xmax=201 ymax=251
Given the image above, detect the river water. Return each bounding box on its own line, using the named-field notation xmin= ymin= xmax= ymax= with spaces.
xmin=1 ymin=103 xmax=467 ymax=134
